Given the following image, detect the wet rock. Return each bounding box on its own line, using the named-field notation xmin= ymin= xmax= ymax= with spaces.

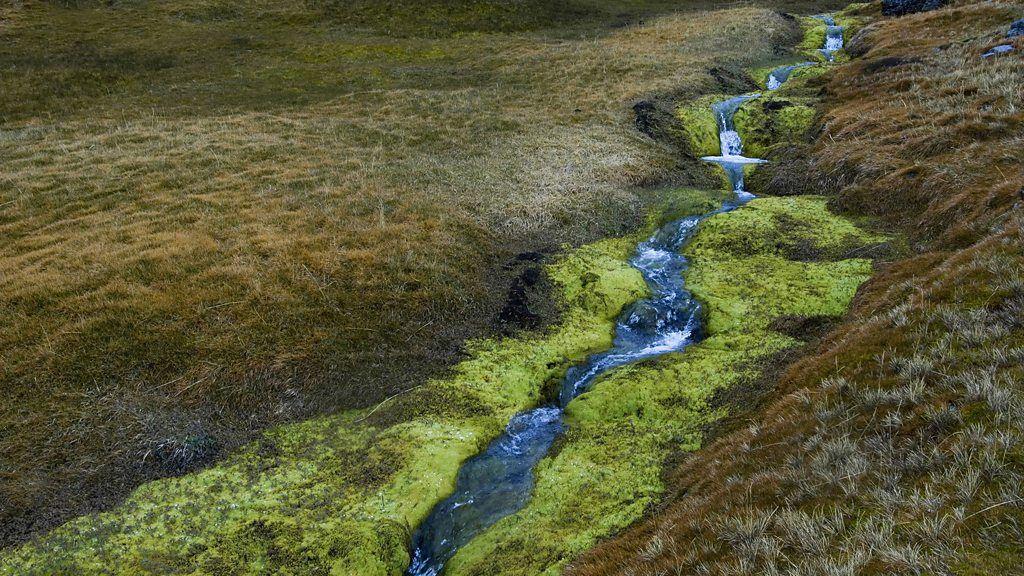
xmin=763 ymin=99 xmax=793 ymax=112
xmin=881 ymin=0 xmax=948 ymax=17
xmin=504 ymin=251 xmax=545 ymax=270
xmin=846 ymin=24 xmax=880 ymax=58
xmin=982 ymin=44 xmax=1014 ymax=58
xmin=1008 ymin=18 xmax=1024 ymax=38
xmin=632 ymin=100 xmax=660 ymax=140
xmin=768 ymin=314 xmax=838 ymax=341
xmin=708 ymin=66 xmax=760 ymax=93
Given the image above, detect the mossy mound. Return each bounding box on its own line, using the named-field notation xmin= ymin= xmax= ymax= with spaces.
xmin=684 ymin=196 xmax=882 ymax=335
xmin=0 ymin=236 xmax=650 ymax=575
xmin=675 ymin=94 xmax=727 ymax=158
xmin=442 ymin=196 xmax=883 ymax=575
xmin=733 ymin=95 xmax=817 ymax=158
xmin=797 ymin=14 xmax=865 ymax=63
xmin=685 ymin=195 xmax=886 ymax=262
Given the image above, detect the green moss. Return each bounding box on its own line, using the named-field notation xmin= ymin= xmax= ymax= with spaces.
xmin=675 ymin=94 xmax=726 ymax=158
xmin=797 ymin=14 xmax=865 ymax=64
xmin=685 ymin=197 xmax=882 ymax=334
xmin=685 ymin=195 xmax=886 ymax=260
xmin=0 ymin=235 xmax=648 ymax=576
xmin=797 ymin=16 xmax=829 ymax=61
xmin=733 ymin=96 xmax=816 ymax=157
xmin=443 ymin=197 xmax=884 ymax=575
xmin=646 ymin=187 xmax=734 ymax=226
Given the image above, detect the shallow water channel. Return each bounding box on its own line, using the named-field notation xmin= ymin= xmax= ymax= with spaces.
xmin=405 ymin=18 xmax=842 ymax=575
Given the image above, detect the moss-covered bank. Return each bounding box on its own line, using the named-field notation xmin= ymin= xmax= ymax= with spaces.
xmin=0 ymin=228 xmax=655 ymax=575
xmin=439 ymin=195 xmax=883 ymax=575
xmin=0 ymin=187 xmax=745 ymax=575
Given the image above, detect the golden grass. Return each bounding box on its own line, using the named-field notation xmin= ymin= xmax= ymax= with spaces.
xmin=0 ymin=0 xmax=832 ymax=547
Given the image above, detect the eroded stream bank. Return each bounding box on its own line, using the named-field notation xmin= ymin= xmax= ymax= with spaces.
xmin=1 ymin=6 xmax=886 ymax=576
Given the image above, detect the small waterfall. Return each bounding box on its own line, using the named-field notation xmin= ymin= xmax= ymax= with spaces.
xmin=720 ymin=130 xmax=743 ymax=156
xmin=816 ymin=15 xmax=845 ymax=62
xmin=700 ymin=14 xmax=844 ymax=191
xmin=700 ymin=94 xmax=766 ymax=194
xmin=766 ymin=62 xmax=814 ymax=90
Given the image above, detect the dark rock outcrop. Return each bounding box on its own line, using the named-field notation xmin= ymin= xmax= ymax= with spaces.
xmin=881 ymin=0 xmax=948 ymax=17
xmin=497 ymin=265 xmax=543 ymax=329
xmin=1008 ymin=18 xmax=1024 ymax=38
xmin=861 ymin=56 xmax=920 ymax=74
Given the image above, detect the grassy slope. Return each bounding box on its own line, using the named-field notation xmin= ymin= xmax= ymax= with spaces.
xmin=569 ymin=1 xmax=1024 ymax=574
xmin=0 ymin=0 xmax=821 ymax=544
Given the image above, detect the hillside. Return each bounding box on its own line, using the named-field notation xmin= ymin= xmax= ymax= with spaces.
xmin=1 ymin=0 xmax=841 ymax=549
xmin=2 ymin=0 xmax=1022 ymax=574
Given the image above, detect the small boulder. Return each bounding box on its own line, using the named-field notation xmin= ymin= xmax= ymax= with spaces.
xmin=1008 ymin=18 xmax=1024 ymax=38
xmin=881 ymin=0 xmax=948 ymax=17
xmin=982 ymin=45 xmax=1015 ymax=58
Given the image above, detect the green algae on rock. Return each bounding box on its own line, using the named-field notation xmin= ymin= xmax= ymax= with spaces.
xmin=0 ymin=238 xmax=650 ymax=576
xmin=438 ymin=196 xmax=884 ymax=576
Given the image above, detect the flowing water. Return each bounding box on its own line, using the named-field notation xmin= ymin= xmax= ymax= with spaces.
xmin=817 ymin=15 xmax=845 ymax=62
xmin=406 ymin=195 xmax=751 ymax=576
xmin=766 ymin=62 xmax=815 ymax=90
xmin=700 ymin=94 xmax=766 ymax=194
xmin=405 ymin=20 xmax=843 ymax=575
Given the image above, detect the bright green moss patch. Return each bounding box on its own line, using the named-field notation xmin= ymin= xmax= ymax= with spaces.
xmin=685 ymin=195 xmax=886 ymax=261
xmin=733 ymin=96 xmax=816 ymax=157
xmin=444 ymin=196 xmax=884 ymax=575
xmin=798 ymin=16 xmax=829 ymax=60
xmin=0 ymin=237 xmax=648 ymax=576
xmin=689 ymin=255 xmax=873 ymax=335
xmin=675 ymin=94 xmax=726 ymax=157
xmin=647 ymin=187 xmax=734 ymax=226
xmin=444 ymin=332 xmax=793 ymax=576
xmin=685 ymin=196 xmax=882 ymax=334
xmin=797 ymin=14 xmax=863 ymax=63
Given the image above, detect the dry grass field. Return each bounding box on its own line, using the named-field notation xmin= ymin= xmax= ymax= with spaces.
xmin=0 ymin=0 xmax=847 ymax=547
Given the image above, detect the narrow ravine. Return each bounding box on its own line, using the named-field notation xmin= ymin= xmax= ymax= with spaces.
xmin=405 ymin=17 xmax=843 ymax=576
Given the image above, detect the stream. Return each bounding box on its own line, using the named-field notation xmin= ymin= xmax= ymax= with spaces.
xmin=405 ymin=17 xmax=843 ymax=576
